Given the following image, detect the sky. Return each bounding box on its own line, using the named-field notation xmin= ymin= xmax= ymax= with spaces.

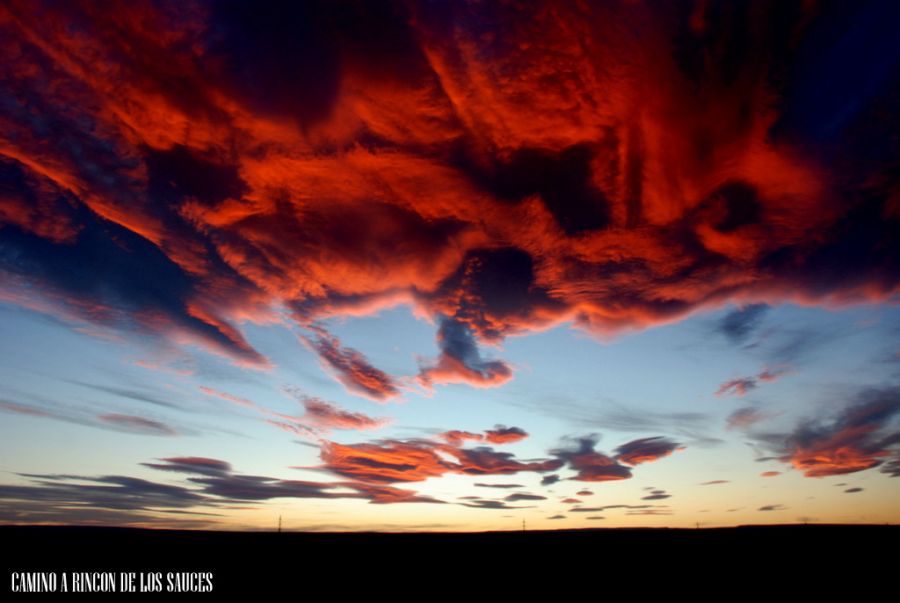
xmin=0 ymin=0 xmax=899 ymax=532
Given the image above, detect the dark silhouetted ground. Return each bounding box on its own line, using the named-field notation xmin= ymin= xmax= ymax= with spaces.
xmin=2 ymin=524 xmax=895 ymax=597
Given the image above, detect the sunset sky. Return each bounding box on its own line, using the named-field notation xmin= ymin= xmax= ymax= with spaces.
xmin=1 ymin=0 xmax=899 ymax=531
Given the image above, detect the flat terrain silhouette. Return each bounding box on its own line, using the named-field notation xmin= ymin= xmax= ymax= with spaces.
xmin=2 ymin=524 xmax=895 ymax=596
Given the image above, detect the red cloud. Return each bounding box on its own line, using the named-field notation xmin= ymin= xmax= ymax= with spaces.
xmin=716 ymin=366 xmax=790 ymax=397
xmin=200 ymin=386 xmax=388 ymax=436
xmin=320 ymin=430 xmax=561 ymax=484
xmin=439 ymin=430 xmax=484 ymax=445
xmin=775 ymin=388 xmax=900 ymax=478
xmin=301 ymin=328 xmax=401 ymax=402
xmin=1 ymin=1 xmax=897 ymax=385
xmin=484 ymin=426 xmax=528 ymax=444
xmin=614 ymin=437 xmax=684 ymax=466
xmin=300 ymin=397 xmax=389 ymax=432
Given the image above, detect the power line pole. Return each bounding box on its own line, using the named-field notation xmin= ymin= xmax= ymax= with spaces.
xmin=278 ymin=515 xmax=282 ymax=533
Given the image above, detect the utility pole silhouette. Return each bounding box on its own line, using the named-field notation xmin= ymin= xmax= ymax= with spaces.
xmin=278 ymin=515 xmax=282 ymax=533
xmin=522 ymin=519 xmax=526 ymax=532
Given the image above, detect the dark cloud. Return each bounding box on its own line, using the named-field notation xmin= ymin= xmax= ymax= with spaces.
xmin=550 ymin=435 xmax=683 ymax=483
xmin=547 ymin=514 xmax=566 ymax=520
xmin=551 ymin=436 xmax=633 ymax=482
xmin=504 ymin=493 xmax=546 ymax=502
xmin=141 ymin=457 xmax=232 ymax=477
xmin=882 ymin=455 xmax=900 ymax=477
xmin=474 ymin=483 xmax=524 ymax=489
xmin=700 ymin=480 xmax=729 ymax=485
xmin=541 ymin=475 xmax=560 ymax=486
xmin=758 ymin=505 xmax=787 ymax=512
xmin=97 ymin=414 xmax=178 ymax=436
xmin=66 ymin=380 xmax=180 ymax=409
xmin=417 ymin=317 xmax=513 ymax=389
xmin=458 ymin=500 xmax=530 ymax=510
xmin=844 ymin=487 xmax=863 ymax=493
xmin=718 ymin=304 xmax=769 ymax=344
xmin=0 ymin=455 xmax=453 ymax=527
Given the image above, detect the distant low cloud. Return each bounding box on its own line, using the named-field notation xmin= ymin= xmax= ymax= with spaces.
xmin=504 ymin=492 xmax=546 ymax=502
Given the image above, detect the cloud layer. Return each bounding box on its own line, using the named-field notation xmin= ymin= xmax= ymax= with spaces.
xmin=0 ymin=0 xmax=897 ymax=386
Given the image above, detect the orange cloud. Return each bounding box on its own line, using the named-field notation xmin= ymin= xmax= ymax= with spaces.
xmin=1 ymin=0 xmax=897 ymax=387
xmin=775 ymin=388 xmax=900 ymax=478
xmin=301 ymin=328 xmax=401 ymax=402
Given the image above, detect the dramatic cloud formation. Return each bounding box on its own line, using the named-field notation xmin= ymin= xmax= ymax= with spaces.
xmin=319 ymin=430 xmax=562 ymax=484
xmin=551 ymin=437 xmax=633 ymax=482
xmin=761 ymin=386 xmax=900 ymax=477
xmin=550 ymin=435 xmax=683 ymax=482
xmin=2 ymin=0 xmax=900 ymax=532
xmin=0 ymin=456 xmax=449 ymax=522
xmin=1 ymin=0 xmax=897 ymax=391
